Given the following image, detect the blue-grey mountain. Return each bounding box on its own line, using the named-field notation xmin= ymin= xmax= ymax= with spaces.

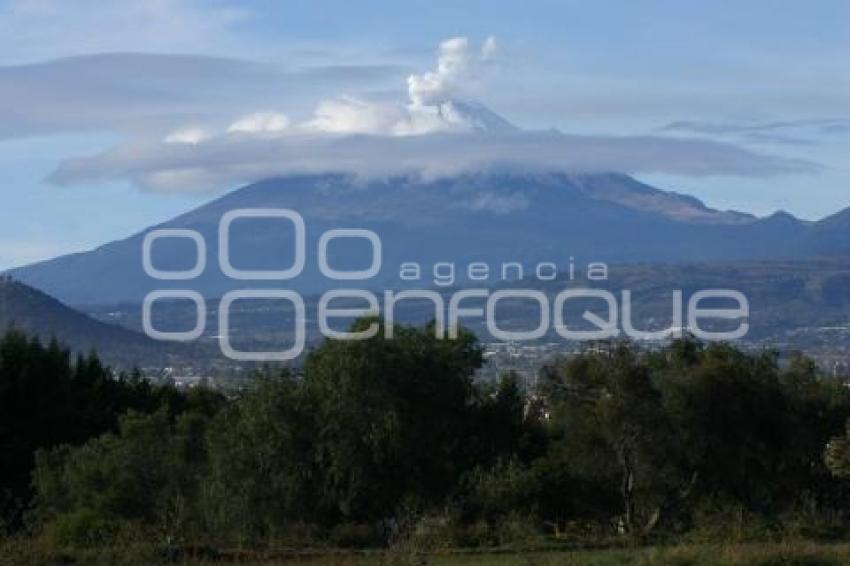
xmin=7 ymin=171 xmax=849 ymax=305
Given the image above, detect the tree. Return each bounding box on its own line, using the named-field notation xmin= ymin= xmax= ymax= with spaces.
xmin=541 ymin=343 xmax=688 ymax=535
xmin=0 ymin=328 xmax=224 ymax=532
xmin=201 ymin=370 xmax=318 ymax=544
xmin=33 ymin=408 xmax=214 ymax=546
xmin=303 ymin=318 xmax=483 ymax=523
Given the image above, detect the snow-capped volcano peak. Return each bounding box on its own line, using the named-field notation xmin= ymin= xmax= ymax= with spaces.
xmin=437 ymin=99 xmax=519 ymax=134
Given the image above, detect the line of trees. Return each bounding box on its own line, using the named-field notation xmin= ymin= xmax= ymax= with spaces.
xmin=5 ymin=322 xmax=850 ymax=554
xmin=0 ymin=330 xmax=224 ymax=534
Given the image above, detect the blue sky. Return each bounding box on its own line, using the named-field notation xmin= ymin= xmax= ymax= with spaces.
xmin=0 ymin=0 xmax=848 ymax=269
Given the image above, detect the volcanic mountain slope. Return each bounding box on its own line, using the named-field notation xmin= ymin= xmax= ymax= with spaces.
xmin=7 ymin=171 xmax=850 ymax=305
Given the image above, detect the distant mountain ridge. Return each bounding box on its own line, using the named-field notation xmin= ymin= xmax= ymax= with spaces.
xmin=0 ymin=277 xmax=201 ymax=367
xmin=566 ymin=173 xmax=755 ymax=224
xmin=7 ymin=171 xmax=850 ymax=305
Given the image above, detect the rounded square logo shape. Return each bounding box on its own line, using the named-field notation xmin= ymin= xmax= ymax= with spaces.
xmin=218 ymin=289 xmax=305 ymax=361
xmin=143 ymin=229 xmax=206 ymax=280
xmin=219 ymin=209 xmax=305 ymax=280
xmin=318 ymin=229 xmax=382 ymax=280
xmin=143 ymin=290 xmax=206 ymax=341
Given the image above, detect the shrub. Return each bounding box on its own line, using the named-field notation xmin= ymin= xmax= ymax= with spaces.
xmin=41 ymin=508 xmax=121 ymax=551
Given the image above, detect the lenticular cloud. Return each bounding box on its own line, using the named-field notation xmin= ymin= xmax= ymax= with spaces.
xmin=48 ymin=35 xmax=818 ymax=193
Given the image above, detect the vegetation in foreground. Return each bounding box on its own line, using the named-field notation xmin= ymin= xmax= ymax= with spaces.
xmin=7 ymin=539 xmax=850 ymax=565
xmin=5 ymin=320 xmax=850 ymax=562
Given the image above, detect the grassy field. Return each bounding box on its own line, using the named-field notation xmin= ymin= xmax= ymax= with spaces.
xmin=6 ymin=541 xmax=850 ymax=565
xmin=272 ymin=543 xmax=850 ymax=565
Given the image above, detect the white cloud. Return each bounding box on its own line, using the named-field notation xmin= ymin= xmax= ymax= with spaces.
xmin=0 ymin=52 xmax=403 ymax=141
xmin=302 ymin=96 xmax=476 ymax=136
xmin=658 ymin=117 xmax=850 ymax=145
xmin=302 ymin=37 xmax=499 ymax=137
xmin=50 ymin=129 xmax=817 ymax=194
xmin=305 ymin=96 xmax=406 ymax=135
xmin=164 ymin=126 xmax=210 ymax=144
xmin=32 ymin=35 xmax=819 ymax=194
xmin=407 ymin=36 xmax=493 ymax=106
xmin=228 ymin=112 xmax=290 ymax=134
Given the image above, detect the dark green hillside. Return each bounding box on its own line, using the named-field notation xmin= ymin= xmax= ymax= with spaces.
xmin=0 ymin=277 xmax=202 ymax=368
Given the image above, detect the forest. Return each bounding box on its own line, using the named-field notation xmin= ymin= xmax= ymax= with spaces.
xmin=4 ymin=320 xmax=850 ymax=563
